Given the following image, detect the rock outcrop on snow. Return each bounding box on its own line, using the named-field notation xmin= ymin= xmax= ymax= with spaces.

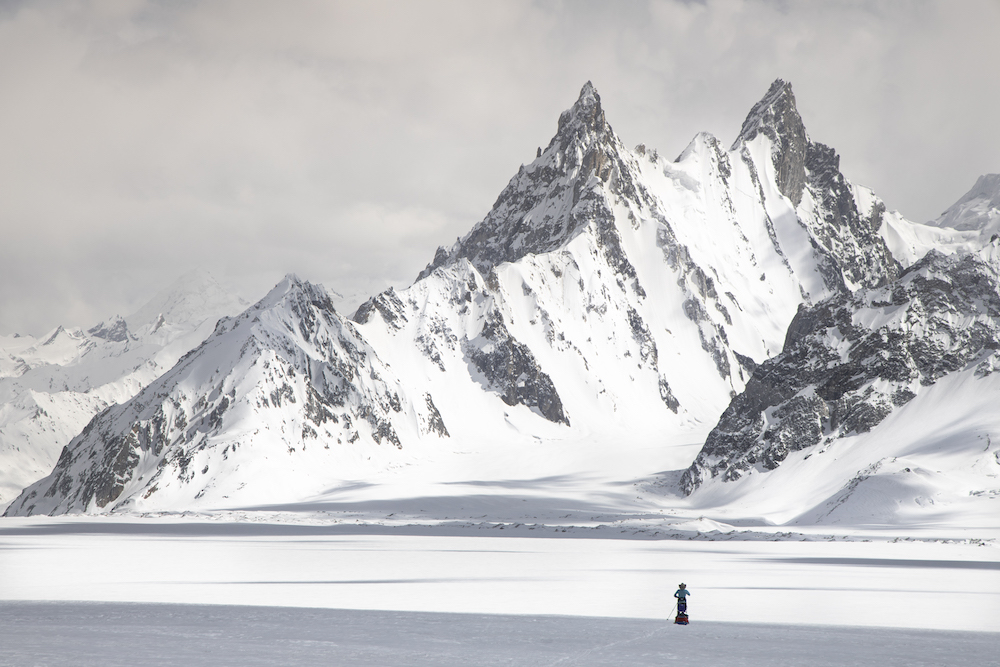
xmin=682 ymin=240 xmax=1000 ymax=494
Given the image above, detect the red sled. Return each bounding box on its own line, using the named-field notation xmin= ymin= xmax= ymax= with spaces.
xmin=674 ymin=613 xmax=689 ymax=625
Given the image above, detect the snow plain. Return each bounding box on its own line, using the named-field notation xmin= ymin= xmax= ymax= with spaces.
xmin=2 ymin=416 xmax=998 ymax=664
xmin=1 ymin=514 xmax=998 ymax=666
xmin=3 ymin=602 xmax=998 ymax=667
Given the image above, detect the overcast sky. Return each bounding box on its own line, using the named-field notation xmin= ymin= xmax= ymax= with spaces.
xmin=2 ymin=0 xmax=998 ymax=336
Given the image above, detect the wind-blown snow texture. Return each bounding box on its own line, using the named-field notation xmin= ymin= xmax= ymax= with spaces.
xmin=6 ymin=80 xmax=989 ymax=526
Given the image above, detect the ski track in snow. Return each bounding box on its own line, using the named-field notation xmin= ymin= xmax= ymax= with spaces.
xmin=0 ymin=602 xmax=997 ymax=667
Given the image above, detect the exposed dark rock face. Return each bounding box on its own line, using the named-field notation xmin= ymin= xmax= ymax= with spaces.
xmin=681 ymin=244 xmax=1000 ymax=494
xmin=417 ymin=82 xmax=642 ymax=281
xmin=87 ymin=316 xmax=132 ymax=343
xmin=803 ymin=142 xmax=899 ymax=292
xmin=734 ymin=79 xmax=899 ymax=296
xmin=733 ymin=79 xmax=808 ymax=207
xmin=353 ymin=288 xmax=408 ymax=329
xmin=423 ymin=393 xmax=449 ymax=437
xmin=465 ymin=309 xmax=568 ymax=425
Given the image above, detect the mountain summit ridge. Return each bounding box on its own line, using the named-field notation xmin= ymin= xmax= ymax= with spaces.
xmin=417 ymin=81 xmax=640 ymax=282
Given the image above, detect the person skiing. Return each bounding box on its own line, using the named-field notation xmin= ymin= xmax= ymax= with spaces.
xmin=674 ymin=583 xmax=691 ymax=616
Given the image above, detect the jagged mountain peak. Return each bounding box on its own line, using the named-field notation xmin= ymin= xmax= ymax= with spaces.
xmin=8 ymin=79 xmax=947 ymax=518
xmin=262 ymin=272 xmax=314 ymax=299
xmin=732 ymin=78 xmax=808 ymax=207
xmin=674 ymin=131 xmax=724 ymax=163
xmin=732 ymin=79 xmax=800 ymax=147
xmin=544 ymin=80 xmax=620 ymax=173
xmin=550 ymin=81 xmax=610 ymax=148
xmin=417 ymin=81 xmax=637 ymax=281
xmin=250 ymin=273 xmax=337 ymax=317
xmin=125 ymin=268 xmax=249 ymax=332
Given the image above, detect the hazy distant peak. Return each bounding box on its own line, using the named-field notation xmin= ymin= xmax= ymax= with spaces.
xmin=960 ymin=173 xmax=1000 ymax=204
xmin=931 ymin=173 xmax=1000 ymax=234
xmin=125 ymin=269 xmax=248 ymax=331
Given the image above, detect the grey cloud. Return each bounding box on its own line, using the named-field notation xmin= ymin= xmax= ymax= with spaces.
xmin=1 ymin=0 xmax=997 ymax=335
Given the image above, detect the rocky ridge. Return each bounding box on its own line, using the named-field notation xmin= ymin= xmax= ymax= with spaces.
xmin=682 ymin=239 xmax=1000 ymax=494
xmin=5 ymin=276 xmax=447 ymax=515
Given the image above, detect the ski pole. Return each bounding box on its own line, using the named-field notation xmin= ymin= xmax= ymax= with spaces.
xmin=668 ymin=601 xmax=676 ymax=621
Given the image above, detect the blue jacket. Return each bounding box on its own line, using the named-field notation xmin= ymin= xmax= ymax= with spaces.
xmin=674 ymin=589 xmax=690 ymax=599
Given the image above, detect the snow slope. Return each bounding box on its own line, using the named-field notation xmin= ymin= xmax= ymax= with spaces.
xmin=0 ymin=271 xmax=247 ymax=509
xmin=682 ymin=240 xmax=1000 ymax=530
xmin=930 ymin=173 xmax=1000 ymax=237
xmin=4 ymin=276 xmax=456 ymax=515
xmin=345 ymin=79 xmax=913 ymax=497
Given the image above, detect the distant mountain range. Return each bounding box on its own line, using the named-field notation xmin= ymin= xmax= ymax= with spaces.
xmin=5 ymin=81 xmax=997 ymax=524
xmin=0 ymin=271 xmax=247 ymax=507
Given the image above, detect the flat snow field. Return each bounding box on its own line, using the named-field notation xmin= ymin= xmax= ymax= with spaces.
xmin=1 ymin=516 xmax=998 ymax=665
xmin=1 ymin=601 xmax=998 ymax=667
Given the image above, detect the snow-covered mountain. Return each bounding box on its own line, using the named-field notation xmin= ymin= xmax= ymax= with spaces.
xmin=676 ymin=178 xmax=998 ymax=519
xmin=375 ymin=79 xmax=903 ymax=437
xmin=0 ymin=271 xmax=247 ymax=509
xmin=5 ymin=276 xmax=452 ymax=515
xmin=929 ymin=173 xmax=1000 ymax=237
xmin=4 ymin=79 xmax=960 ymax=517
xmin=683 ymin=240 xmax=1000 ymax=484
